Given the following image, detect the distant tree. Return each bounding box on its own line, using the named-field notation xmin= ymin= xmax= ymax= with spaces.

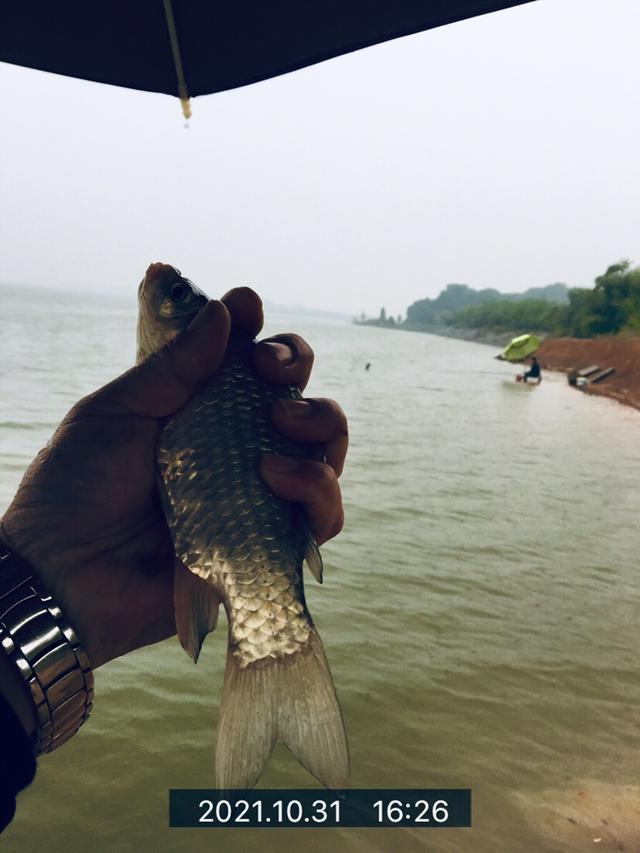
xmin=505 ymin=283 xmax=569 ymax=304
xmin=401 ymin=266 xmax=639 ymax=337
xmin=450 ymin=298 xmax=564 ymax=333
xmin=380 ymin=307 xmax=386 ymax=322
xmin=406 ymin=283 xmax=500 ymax=325
xmin=406 ymin=282 xmax=569 ymax=327
xmin=563 ymin=288 xmax=596 ymax=337
xmin=562 ymin=260 xmax=640 ymax=337
xmin=397 ymin=314 xmax=402 ymax=324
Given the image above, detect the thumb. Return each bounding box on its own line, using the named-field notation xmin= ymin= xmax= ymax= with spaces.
xmin=92 ymin=300 xmax=231 ymax=418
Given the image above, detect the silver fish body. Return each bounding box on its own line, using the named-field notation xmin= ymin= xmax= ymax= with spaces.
xmin=158 ymin=334 xmax=315 ymax=669
xmin=137 ymin=264 xmax=349 ymax=789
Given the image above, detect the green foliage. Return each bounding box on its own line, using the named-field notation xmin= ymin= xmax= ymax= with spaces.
xmin=508 ymin=282 xmax=569 ymax=305
xmin=450 ymin=298 xmax=565 ymax=333
xmin=406 ymin=282 xmax=568 ymax=326
xmin=398 ymin=262 xmax=640 ymax=337
xmin=563 ymin=260 xmax=640 ymax=337
xmin=406 ymin=283 xmax=502 ymax=325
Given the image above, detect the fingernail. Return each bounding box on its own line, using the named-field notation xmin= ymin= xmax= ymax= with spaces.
xmin=188 ymin=300 xmax=221 ymax=329
xmin=278 ymin=399 xmax=311 ymax=418
xmin=262 ymin=341 xmax=294 ymax=365
xmin=262 ymin=454 xmax=299 ymax=473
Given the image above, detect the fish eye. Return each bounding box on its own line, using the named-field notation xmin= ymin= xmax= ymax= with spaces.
xmin=170 ymin=282 xmax=189 ymax=302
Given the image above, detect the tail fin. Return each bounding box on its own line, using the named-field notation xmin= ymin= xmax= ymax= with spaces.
xmin=215 ymin=627 xmax=349 ymax=789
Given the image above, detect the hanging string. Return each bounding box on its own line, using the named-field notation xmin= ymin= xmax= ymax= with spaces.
xmin=163 ymin=0 xmax=192 ymax=119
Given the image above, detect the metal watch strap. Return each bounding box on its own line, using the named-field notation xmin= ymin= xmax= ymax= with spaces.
xmin=0 ymin=544 xmax=93 ymax=753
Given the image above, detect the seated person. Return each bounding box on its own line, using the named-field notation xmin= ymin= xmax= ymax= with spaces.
xmin=523 ymin=356 xmax=541 ymax=383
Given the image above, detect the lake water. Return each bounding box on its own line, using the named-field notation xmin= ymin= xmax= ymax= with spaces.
xmin=1 ymin=284 xmax=639 ymax=852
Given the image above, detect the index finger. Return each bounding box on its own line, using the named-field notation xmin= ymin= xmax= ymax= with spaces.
xmin=221 ymin=286 xmax=264 ymax=338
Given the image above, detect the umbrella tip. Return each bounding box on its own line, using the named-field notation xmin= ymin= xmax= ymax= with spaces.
xmin=180 ymin=97 xmax=192 ymax=120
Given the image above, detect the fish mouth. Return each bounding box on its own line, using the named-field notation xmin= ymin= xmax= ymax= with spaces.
xmin=143 ymin=261 xmax=197 ymax=294
xmin=139 ymin=262 xmax=179 ymax=300
xmin=145 ymin=261 xmax=178 ymax=283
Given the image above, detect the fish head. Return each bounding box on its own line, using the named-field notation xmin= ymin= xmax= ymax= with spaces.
xmin=136 ymin=262 xmax=209 ymax=362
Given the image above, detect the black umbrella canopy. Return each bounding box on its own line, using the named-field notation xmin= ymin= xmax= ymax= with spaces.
xmin=2 ymin=1 xmax=536 ymax=103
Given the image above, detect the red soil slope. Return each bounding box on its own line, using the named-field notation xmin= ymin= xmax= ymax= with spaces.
xmin=537 ymin=336 xmax=640 ymax=411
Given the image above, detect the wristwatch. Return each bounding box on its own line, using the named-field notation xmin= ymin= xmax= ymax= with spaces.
xmin=0 ymin=543 xmax=93 ymax=753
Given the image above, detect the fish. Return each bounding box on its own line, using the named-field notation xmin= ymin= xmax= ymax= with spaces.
xmin=136 ymin=262 xmax=349 ymax=789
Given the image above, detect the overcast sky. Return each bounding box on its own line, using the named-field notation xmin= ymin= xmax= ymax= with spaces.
xmin=1 ymin=0 xmax=638 ymax=317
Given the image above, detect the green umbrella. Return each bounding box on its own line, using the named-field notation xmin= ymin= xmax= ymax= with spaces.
xmin=500 ymin=334 xmax=541 ymax=362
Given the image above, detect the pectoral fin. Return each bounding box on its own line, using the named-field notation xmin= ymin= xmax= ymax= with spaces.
xmin=304 ymin=539 xmax=323 ymax=584
xmin=174 ymin=559 xmax=220 ymax=663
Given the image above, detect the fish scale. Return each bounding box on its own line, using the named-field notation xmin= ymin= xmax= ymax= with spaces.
xmin=157 ymin=342 xmax=313 ymax=668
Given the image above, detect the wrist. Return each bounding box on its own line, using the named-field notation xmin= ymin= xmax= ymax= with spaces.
xmin=0 ymin=645 xmax=37 ymax=736
xmin=0 ymin=541 xmax=94 ymax=753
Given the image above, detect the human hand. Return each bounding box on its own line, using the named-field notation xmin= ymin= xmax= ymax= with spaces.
xmin=0 ymin=284 xmax=347 ymax=671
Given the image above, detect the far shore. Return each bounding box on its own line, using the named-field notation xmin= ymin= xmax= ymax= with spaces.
xmin=355 ymin=320 xmax=640 ymax=413
xmin=354 ymin=318 xmax=545 ymax=349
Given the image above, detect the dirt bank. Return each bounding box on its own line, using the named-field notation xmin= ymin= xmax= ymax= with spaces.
xmin=537 ymin=336 xmax=640 ymax=411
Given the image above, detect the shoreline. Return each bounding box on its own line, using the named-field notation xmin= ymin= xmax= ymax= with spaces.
xmin=354 ymin=319 xmax=540 ymax=349
xmin=355 ymin=321 xmax=640 ymax=413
